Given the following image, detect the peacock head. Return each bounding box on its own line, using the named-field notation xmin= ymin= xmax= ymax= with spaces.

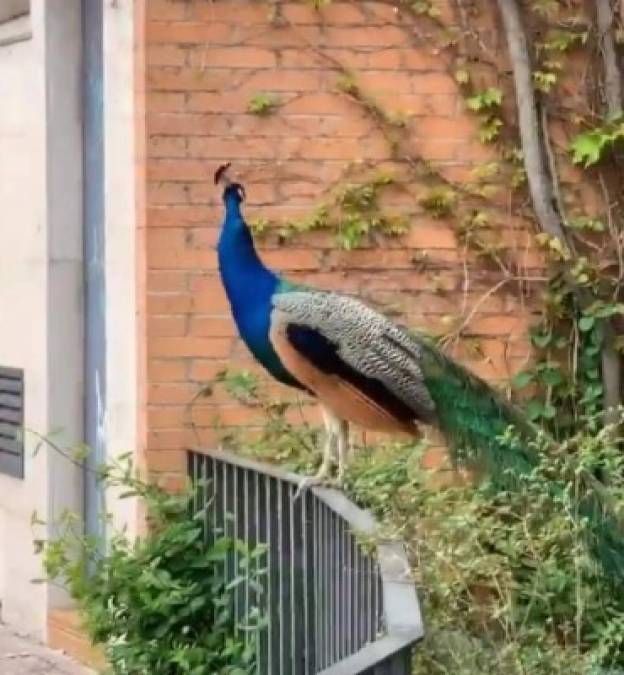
xmin=214 ymin=162 xmax=246 ymax=205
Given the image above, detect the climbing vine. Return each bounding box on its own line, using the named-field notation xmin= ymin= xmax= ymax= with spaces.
xmin=244 ymin=0 xmax=624 ymax=438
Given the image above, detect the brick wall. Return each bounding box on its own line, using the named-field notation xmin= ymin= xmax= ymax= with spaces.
xmin=144 ymin=0 xmax=541 ymax=484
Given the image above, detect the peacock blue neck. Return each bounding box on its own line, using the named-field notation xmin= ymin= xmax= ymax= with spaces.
xmin=217 ymin=189 xmax=302 ymax=388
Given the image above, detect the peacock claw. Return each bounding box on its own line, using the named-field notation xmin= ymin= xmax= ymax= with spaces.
xmin=293 ymin=476 xmax=324 ymax=500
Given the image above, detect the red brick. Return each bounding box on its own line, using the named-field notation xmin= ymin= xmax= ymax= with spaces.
xmin=415 ymin=116 xmax=480 ymax=141
xmin=245 ymin=69 xmax=324 ymax=92
xmin=145 ymin=449 xmax=188 ymax=472
xmin=148 ymin=315 xmax=187 ymax=337
xmin=148 ymin=66 xmax=236 ymax=92
xmin=147 ymin=0 xmax=188 ymax=21
xmin=189 ymin=46 xmax=276 ymax=69
xmin=149 ymin=336 xmax=231 ymax=358
xmin=282 ymin=92 xmax=354 ymax=115
xmin=147 ymin=45 xmax=187 ymax=67
xmin=192 ymin=2 xmax=271 ymax=23
xmin=187 ymin=91 xmax=252 ymax=113
xmin=148 ymin=205 xmax=217 ymax=227
xmin=196 ymin=405 xmax=260 ymax=426
xmin=324 ymin=26 xmax=408 ymax=47
xmin=148 ymin=359 xmax=188 ymax=382
xmin=189 ymin=360 xmax=227 ymax=382
xmin=147 ymin=182 xmax=189 ymax=205
xmin=148 ymin=383 xmax=199 ymax=405
xmin=147 ymin=92 xmax=186 ymax=112
xmin=147 ymin=429 xmax=196 ymax=451
xmin=148 ymin=135 xmax=187 ymax=158
xmin=281 ymin=136 xmax=389 ymax=160
xmin=241 ymin=25 xmax=322 ymax=48
xmin=147 ymin=293 xmax=194 ymax=314
xmin=147 ymin=228 xmax=186 ymax=250
xmin=394 ymin=94 xmax=459 ymax=117
xmin=468 ymin=316 xmax=529 ymax=337
xmin=148 ymin=159 xmax=208 ymax=181
xmin=146 ymin=21 xmax=232 ymax=45
xmin=190 ymin=181 xmax=275 ymax=205
xmin=261 ymin=249 xmax=321 ymax=271
xmin=366 ymin=49 xmax=403 ymax=70
xmin=412 ymin=73 xmax=458 ymax=94
xmin=148 ymin=246 xmax=217 ymax=270
xmin=148 ymin=407 xmax=186 ymax=429
xmin=187 ymin=136 xmax=276 ymax=159
xmin=404 ymin=50 xmax=447 ymax=71
xmin=357 ymin=71 xmax=415 ymax=94
xmin=147 ymin=271 xmax=187 ymax=293
xmin=189 ymin=316 xmax=237 ymax=337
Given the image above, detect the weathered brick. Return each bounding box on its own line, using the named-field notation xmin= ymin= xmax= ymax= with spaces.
xmin=149 ymin=336 xmax=232 ymax=358
xmin=144 ymin=449 xmax=188 ymax=472
xmin=147 ymin=92 xmax=186 ymax=113
xmin=148 ymin=246 xmax=217 ymax=270
xmin=192 ymin=2 xmax=271 ymax=23
xmin=147 ymin=0 xmax=188 ymax=21
xmin=147 ymin=45 xmax=187 ymax=67
xmin=146 ymin=21 xmax=232 ymax=45
xmin=148 ymin=359 xmax=188 ymax=382
xmin=324 ymin=26 xmax=408 ymax=48
xmin=148 ymin=135 xmax=187 ymax=158
xmin=147 ymin=181 xmax=189 ymax=205
xmin=148 ymin=315 xmax=187 ymax=337
xmin=189 ymin=46 xmax=277 ymax=69
xmin=148 ymin=66 xmax=237 ymax=92
xmin=189 ymin=316 xmax=237 ymax=337
xmin=148 ymin=205 xmax=217 ymax=227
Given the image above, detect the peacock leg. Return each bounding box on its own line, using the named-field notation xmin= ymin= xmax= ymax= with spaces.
xmin=294 ymin=405 xmax=337 ymax=498
xmin=336 ymin=419 xmax=349 ymax=483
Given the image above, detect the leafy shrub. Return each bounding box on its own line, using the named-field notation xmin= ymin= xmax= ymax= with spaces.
xmin=343 ymin=426 xmax=624 ymax=674
xmin=38 ymin=459 xmax=266 ymax=675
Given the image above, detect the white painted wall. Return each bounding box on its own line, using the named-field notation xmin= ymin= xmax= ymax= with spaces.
xmin=0 ymin=0 xmax=140 ymax=638
xmin=103 ymin=0 xmax=141 ymax=537
xmin=0 ymin=1 xmax=83 ymax=637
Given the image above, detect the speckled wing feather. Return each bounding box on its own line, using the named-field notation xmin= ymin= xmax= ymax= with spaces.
xmin=271 ymin=290 xmax=437 ymax=424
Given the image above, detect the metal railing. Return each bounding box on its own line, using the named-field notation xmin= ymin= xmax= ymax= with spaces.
xmin=188 ymin=449 xmax=423 ymax=675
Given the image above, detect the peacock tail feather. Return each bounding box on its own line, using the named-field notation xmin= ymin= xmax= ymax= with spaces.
xmin=417 ymin=335 xmax=538 ymax=489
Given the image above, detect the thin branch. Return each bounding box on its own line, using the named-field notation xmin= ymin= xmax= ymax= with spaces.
xmin=596 ymin=0 xmax=623 ymax=421
xmin=495 ymin=0 xmax=571 ymax=250
xmin=597 ymin=0 xmax=623 ymax=117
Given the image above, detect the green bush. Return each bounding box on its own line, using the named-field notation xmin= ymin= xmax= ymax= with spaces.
xmin=38 ymin=459 xmax=266 ymax=675
xmin=343 ymin=427 xmax=624 ymax=674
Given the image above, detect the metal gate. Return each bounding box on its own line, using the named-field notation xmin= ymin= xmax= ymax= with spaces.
xmin=188 ymin=449 xmax=423 ymax=675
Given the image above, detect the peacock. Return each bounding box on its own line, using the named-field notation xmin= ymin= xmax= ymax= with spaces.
xmin=214 ymin=163 xmax=624 ymax=586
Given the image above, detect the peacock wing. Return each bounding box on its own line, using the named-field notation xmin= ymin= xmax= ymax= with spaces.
xmin=270 ymin=290 xmax=437 ymax=426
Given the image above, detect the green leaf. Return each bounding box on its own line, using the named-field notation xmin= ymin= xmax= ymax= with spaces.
xmin=512 ymin=371 xmax=534 ymax=388
xmin=578 ymin=316 xmax=595 ymax=332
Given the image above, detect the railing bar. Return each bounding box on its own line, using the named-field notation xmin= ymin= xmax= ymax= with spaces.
xmin=302 ymin=491 xmax=309 ymax=675
xmin=253 ymin=471 xmax=264 ymax=674
xmin=343 ymin=521 xmax=349 ymax=660
xmin=315 ymin=497 xmax=322 ymax=668
xmin=367 ymin=554 xmax=374 ymax=643
xmin=231 ymin=466 xmax=240 ymax=637
xmin=331 ymin=508 xmax=337 ymax=665
xmin=335 ymin=514 xmax=341 ymax=663
xmin=277 ymin=480 xmax=284 ymax=674
xmin=322 ymin=505 xmax=331 ymax=668
xmin=377 ymin=562 xmax=383 ymax=637
xmin=289 ymin=484 xmax=296 ymax=674
xmin=266 ymin=476 xmax=273 ymax=673
xmin=202 ymin=456 xmax=209 ymax=545
xmin=243 ymin=468 xmax=250 ymax=649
